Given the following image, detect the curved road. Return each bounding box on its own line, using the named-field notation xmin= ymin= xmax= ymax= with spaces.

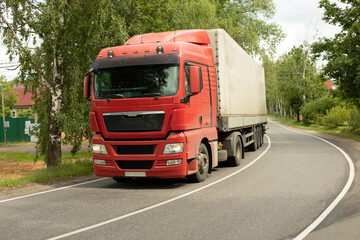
xmin=0 ymin=121 xmax=357 ymax=240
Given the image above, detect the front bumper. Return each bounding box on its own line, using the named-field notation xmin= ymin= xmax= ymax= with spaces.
xmin=92 ymin=132 xmax=189 ymax=179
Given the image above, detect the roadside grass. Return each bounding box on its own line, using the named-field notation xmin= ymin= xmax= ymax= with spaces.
xmin=269 ymin=114 xmax=360 ymax=142
xmin=0 ymin=151 xmax=93 ymax=189
xmin=0 ymin=142 xmax=36 ymax=147
xmin=0 ymin=151 xmax=91 ymax=162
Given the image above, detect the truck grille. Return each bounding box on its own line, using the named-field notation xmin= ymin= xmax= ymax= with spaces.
xmin=116 ymin=160 xmax=154 ymax=170
xmin=113 ymin=145 xmax=156 ymax=155
xmin=103 ymin=111 xmax=165 ymax=132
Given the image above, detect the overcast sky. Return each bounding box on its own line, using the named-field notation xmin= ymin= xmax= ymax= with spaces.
xmin=273 ymin=0 xmax=340 ymax=57
xmin=0 ymin=1 xmax=341 ymax=81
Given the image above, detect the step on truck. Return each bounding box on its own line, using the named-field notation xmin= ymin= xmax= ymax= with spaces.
xmin=84 ymin=29 xmax=267 ymax=182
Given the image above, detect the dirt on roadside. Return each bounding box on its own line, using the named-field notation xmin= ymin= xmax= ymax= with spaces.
xmin=0 ymin=142 xmax=91 ymax=182
xmin=0 ymin=161 xmax=46 ymax=182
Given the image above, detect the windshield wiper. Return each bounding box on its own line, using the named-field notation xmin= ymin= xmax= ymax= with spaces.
xmin=106 ymin=93 xmax=126 ymax=99
xmin=139 ymin=93 xmax=163 ymax=97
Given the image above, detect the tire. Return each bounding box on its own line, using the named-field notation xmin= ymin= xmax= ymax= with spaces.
xmin=256 ymin=127 xmax=261 ymax=149
xmin=189 ymin=143 xmax=209 ymax=182
xmin=248 ymin=127 xmax=257 ymax=152
xmin=259 ymin=127 xmax=264 ymax=147
xmin=228 ymin=136 xmax=242 ymax=166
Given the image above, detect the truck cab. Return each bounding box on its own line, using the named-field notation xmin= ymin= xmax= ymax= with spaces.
xmin=84 ymin=30 xmax=219 ymax=182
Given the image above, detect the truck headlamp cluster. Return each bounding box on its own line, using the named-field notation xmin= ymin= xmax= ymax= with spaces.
xmin=163 ymin=143 xmax=184 ymax=154
xmin=92 ymin=144 xmax=108 ymax=155
xmin=166 ymin=159 xmax=182 ymax=166
xmin=94 ymin=159 xmax=106 ymax=166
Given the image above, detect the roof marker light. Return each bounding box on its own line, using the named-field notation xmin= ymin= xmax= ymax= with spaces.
xmin=107 ymin=50 xmax=114 ymax=58
xmin=156 ymin=46 xmax=164 ymax=54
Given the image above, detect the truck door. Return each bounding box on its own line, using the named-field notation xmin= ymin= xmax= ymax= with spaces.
xmin=185 ymin=62 xmax=211 ymax=128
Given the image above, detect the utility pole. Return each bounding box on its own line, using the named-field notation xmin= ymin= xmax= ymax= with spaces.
xmin=2 ymin=88 xmax=6 ymax=143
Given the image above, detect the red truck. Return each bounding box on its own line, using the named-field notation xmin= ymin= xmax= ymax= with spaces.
xmin=84 ymin=29 xmax=267 ymax=182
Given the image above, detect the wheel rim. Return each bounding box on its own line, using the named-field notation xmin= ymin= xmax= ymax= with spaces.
xmin=198 ymin=150 xmax=209 ymax=174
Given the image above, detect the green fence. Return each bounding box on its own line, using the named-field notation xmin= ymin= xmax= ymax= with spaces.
xmin=0 ymin=117 xmax=35 ymax=143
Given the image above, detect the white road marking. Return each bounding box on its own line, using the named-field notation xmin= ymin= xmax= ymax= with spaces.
xmin=270 ymin=120 xmax=355 ymax=240
xmin=0 ymin=178 xmax=106 ymax=203
xmin=46 ymin=136 xmax=272 ymax=240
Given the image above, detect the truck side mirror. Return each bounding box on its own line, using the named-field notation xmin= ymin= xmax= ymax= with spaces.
xmin=189 ymin=65 xmax=201 ymax=94
xmin=84 ymin=74 xmax=90 ymax=99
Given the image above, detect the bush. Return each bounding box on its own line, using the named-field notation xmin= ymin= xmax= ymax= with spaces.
xmin=301 ymin=96 xmax=339 ymax=123
xmin=321 ymin=106 xmax=351 ymax=128
xmin=348 ymin=109 xmax=360 ymax=131
xmin=18 ymin=108 xmax=35 ymax=118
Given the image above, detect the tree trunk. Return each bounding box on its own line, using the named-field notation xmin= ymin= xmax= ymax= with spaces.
xmin=47 ymin=55 xmax=63 ymax=167
xmin=297 ymin=111 xmax=300 ymax=122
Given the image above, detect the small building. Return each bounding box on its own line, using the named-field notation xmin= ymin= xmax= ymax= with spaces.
xmin=324 ymin=79 xmax=334 ymax=90
xmin=11 ymin=86 xmax=35 ymax=119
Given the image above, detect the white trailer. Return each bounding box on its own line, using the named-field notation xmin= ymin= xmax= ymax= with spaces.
xmin=207 ymin=29 xmax=267 ymax=164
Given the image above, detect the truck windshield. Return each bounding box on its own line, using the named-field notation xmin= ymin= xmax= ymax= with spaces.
xmin=94 ymin=64 xmax=179 ymax=99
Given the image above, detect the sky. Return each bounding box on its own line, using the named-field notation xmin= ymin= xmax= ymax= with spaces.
xmin=0 ymin=0 xmax=342 ymax=82
xmin=273 ymin=0 xmax=340 ymax=58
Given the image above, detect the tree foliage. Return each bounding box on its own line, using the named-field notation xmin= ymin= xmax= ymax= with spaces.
xmin=264 ymin=44 xmax=325 ymax=120
xmin=0 ymin=75 xmax=18 ymax=117
xmin=114 ymin=0 xmax=284 ymax=56
xmin=313 ymin=0 xmax=360 ymax=108
xmin=0 ymin=0 xmax=128 ymax=166
xmin=216 ymin=0 xmax=284 ymax=55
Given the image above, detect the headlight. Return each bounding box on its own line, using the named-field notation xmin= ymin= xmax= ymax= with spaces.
xmin=166 ymin=159 xmax=182 ymax=166
xmin=93 ymin=144 xmax=108 ymax=155
xmin=163 ymin=143 xmax=184 ymax=154
xmin=94 ymin=159 xmax=106 ymax=165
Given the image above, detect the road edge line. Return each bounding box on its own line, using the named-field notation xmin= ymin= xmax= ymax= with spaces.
xmin=0 ymin=178 xmax=106 ymax=203
xmin=270 ymin=120 xmax=355 ymax=240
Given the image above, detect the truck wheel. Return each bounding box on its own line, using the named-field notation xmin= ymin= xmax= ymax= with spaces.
xmin=228 ymin=136 xmax=242 ymax=166
xmin=189 ymin=143 xmax=209 ymax=182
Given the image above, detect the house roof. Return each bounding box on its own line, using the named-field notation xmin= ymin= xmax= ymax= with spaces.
xmin=324 ymin=79 xmax=333 ymax=90
xmin=12 ymin=88 xmax=34 ymax=107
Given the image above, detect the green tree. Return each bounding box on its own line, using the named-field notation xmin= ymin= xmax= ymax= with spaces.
xmin=313 ymin=0 xmax=360 ymax=108
xmin=0 ymin=0 xmax=127 ymax=167
xmin=216 ymin=0 xmax=284 ymax=55
xmin=263 ymin=55 xmax=281 ymax=115
xmin=0 ymin=75 xmax=18 ymax=117
xmin=276 ymin=44 xmax=323 ymax=121
xmin=114 ymin=0 xmax=284 ymax=56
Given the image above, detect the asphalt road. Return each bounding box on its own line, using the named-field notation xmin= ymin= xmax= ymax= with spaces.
xmin=0 ymin=121 xmax=358 ymax=240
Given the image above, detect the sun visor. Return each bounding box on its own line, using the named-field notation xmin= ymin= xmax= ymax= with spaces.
xmin=93 ymin=53 xmax=180 ymax=69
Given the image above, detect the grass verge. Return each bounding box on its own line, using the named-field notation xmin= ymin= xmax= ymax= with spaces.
xmin=269 ymin=114 xmax=360 ymax=142
xmin=0 ymin=152 xmax=93 ymax=189
xmin=0 ymin=151 xmax=91 ymax=162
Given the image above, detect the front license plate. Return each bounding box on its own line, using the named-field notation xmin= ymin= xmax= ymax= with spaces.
xmin=125 ymin=172 xmax=146 ymax=177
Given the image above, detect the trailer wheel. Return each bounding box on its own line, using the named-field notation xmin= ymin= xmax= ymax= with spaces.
xmin=248 ymin=127 xmax=257 ymax=152
xmin=228 ymin=136 xmax=242 ymax=166
xmin=257 ymin=127 xmax=261 ymax=149
xmin=189 ymin=143 xmax=209 ymax=182
xmin=259 ymin=127 xmax=263 ymax=147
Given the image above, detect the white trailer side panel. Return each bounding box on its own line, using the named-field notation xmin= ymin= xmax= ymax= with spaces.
xmin=207 ymin=29 xmax=267 ymax=131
